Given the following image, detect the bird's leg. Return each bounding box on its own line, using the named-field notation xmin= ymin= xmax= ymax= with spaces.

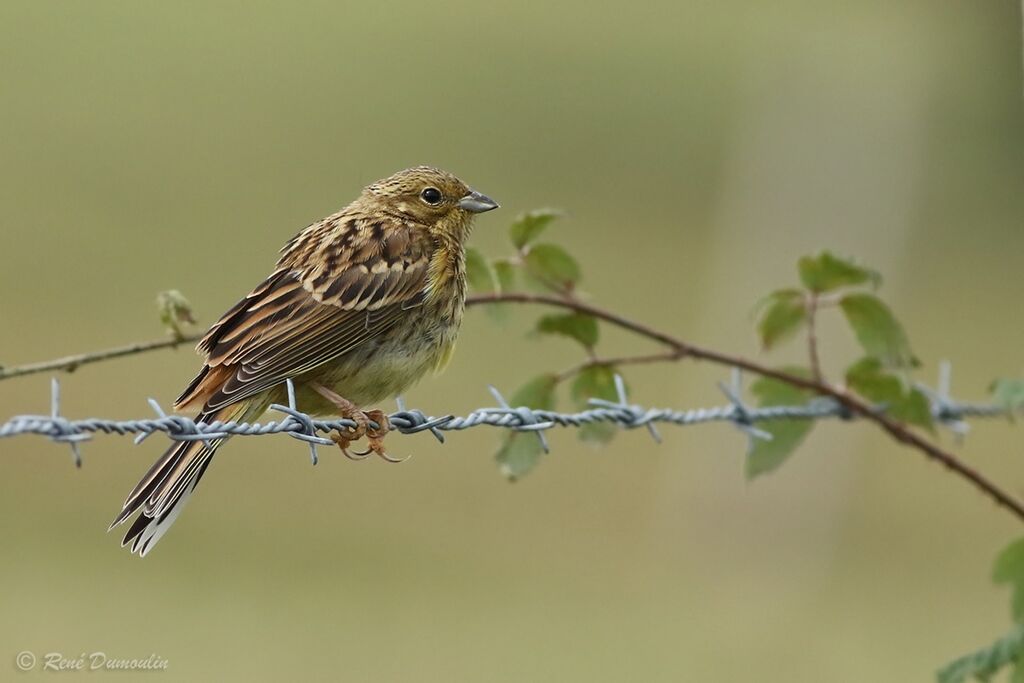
xmin=309 ymin=383 xmax=400 ymax=462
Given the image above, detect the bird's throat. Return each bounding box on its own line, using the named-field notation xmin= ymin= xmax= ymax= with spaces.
xmin=424 ymin=224 xmax=470 ymax=316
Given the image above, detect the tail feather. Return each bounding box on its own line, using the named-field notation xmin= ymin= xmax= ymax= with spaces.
xmin=110 ymin=406 xmax=239 ymax=557
xmin=148 ymin=442 xmax=216 ymax=518
xmin=121 ymin=452 xmax=214 ymax=556
xmin=113 ymin=409 xmax=220 ymax=525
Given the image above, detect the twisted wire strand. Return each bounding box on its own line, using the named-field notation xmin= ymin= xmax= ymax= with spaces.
xmin=0 ymin=370 xmax=1011 ymax=466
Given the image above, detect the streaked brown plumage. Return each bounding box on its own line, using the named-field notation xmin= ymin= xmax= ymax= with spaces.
xmin=110 ymin=166 xmax=498 ymax=556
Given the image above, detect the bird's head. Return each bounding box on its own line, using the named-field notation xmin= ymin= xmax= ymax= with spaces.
xmin=363 ymin=166 xmax=499 ymax=238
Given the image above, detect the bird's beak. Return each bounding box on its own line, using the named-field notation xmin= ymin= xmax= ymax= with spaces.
xmin=459 ymin=190 xmax=500 ymax=214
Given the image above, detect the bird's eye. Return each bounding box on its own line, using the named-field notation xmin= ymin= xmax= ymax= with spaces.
xmin=420 ymin=187 xmax=443 ymax=205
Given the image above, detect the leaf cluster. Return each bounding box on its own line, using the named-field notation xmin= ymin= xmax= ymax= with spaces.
xmin=937 ymin=539 xmax=1024 ymax=682
xmin=467 ymin=210 xmax=621 ymax=479
xmin=470 ymin=222 xmax=1024 ymax=682
xmin=749 ymin=251 xmax=930 ymax=476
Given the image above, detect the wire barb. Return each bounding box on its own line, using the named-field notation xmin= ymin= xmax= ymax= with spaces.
xmin=485 ymin=385 xmax=552 ymax=453
xmin=917 ymin=360 xmax=971 ymax=441
xmin=268 ymin=378 xmax=335 ymax=466
xmin=586 ymin=374 xmax=662 ymax=442
xmin=48 ymin=377 xmax=86 ymax=467
xmin=717 ymin=369 xmax=773 ymax=443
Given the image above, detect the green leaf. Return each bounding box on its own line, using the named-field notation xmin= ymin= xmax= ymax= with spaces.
xmin=509 ymin=208 xmax=562 ymax=249
xmin=845 ymin=357 xmax=934 ymax=431
xmin=496 ymin=433 xmax=545 ymax=481
xmin=495 ymin=374 xmax=558 ymax=480
xmin=937 ymin=624 xmax=1024 ymax=683
xmin=896 ymin=388 xmax=934 ymax=431
xmin=156 ymin=289 xmax=196 ymax=340
xmin=578 ymin=421 xmax=617 ymax=444
xmin=746 ymin=368 xmax=815 ymax=479
xmin=524 ymin=243 xmax=581 ymax=292
xmin=1014 ymin=650 xmax=1024 ymax=683
xmin=992 ymin=378 xmax=1024 ymax=419
xmin=536 ymin=313 xmax=599 ymax=349
xmin=509 ymin=374 xmax=558 ymax=411
xmin=571 ymin=364 xmax=619 ymax=444
xmin=755 ymin=289 xmax=807 ymax=350
xmin=839 ymin=293 xmax=917 ymax=369
xmin=464 ymin=247 xmax=496 ymax=293
xmin=570 ymin=364 xmax=618 ymax=406
xmin=798 ymin=251 xmax=880 ymax=293
xmin=492 ymin=259 xmax=516 ymax=294
xmin=484 ymin=259 xmax=518 ymax=322
xmin=994 ymin=537 xmax=1024 ymax=623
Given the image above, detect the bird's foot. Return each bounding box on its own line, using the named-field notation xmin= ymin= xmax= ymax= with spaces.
xmin=351 ymin=410 xmax=405 ymax=463
xmin=311 ymin=384 xmax=403 ymax=463
xmin=327 ymin=413 xmax=371 ymax=460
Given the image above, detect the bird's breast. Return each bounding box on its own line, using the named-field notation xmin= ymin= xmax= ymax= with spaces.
xmin=294 ymin=287 xmax=465 ymax=412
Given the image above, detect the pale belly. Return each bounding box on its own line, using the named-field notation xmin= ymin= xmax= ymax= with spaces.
xmin=288 ymin=311 xmax=460 ymax=415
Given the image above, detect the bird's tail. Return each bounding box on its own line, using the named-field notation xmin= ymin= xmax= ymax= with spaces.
xmin=109 ymin=403 xmax=248 ymax=557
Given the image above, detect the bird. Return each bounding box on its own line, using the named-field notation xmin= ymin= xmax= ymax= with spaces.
xmin=109 ymin=166 xmax=499 ymax=556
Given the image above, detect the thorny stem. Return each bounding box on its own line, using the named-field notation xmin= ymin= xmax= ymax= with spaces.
xmin=466 ymin=291 xmax=1024 ymax=524
xmin=1 ymin=291 xmax=1021 ymax=524
xmin=0 ymin=334 xmax=203 ymax=381
xmin=554 ymin=351 xmax=685 ymax=383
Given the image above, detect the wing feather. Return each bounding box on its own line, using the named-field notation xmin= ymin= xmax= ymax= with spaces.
xmin=175 ymin=216 xmax=429 ymax=411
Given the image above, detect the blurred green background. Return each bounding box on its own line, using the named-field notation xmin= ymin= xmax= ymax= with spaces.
xmin=2 ymin=1 xmax=1023 ymax=680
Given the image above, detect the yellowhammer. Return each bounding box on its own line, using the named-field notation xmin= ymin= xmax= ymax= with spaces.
xmin=110 ymin=166 xmax=498 ymax=556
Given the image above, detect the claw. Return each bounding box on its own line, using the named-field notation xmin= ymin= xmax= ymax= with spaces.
xmin=376 ymin=450 xmax=412 ymax=464
xmin=329 ymin=430 xmax=372 ymax=460
xmin=352 ymin=410 xmax=407 ymax=463
xmin=311 ymin=385 xmax=406 ymax=463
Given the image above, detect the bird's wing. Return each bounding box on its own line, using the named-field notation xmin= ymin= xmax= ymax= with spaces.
xmin=175 ymin=216 xmax=429 ymax=411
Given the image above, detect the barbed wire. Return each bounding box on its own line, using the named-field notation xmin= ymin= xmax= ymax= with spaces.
xmin=0 ymin=363 xmax=1011 ymax=468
